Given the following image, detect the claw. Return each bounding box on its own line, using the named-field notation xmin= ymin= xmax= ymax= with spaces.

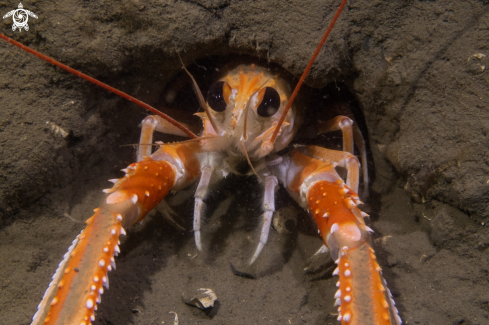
xmin=31 ymin=159 xmax=178 ymax=325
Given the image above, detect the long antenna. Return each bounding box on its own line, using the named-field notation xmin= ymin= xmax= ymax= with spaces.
xmin=0 ymin=33 xmax=198 ymax=139
xmin=269 ymin=0 xmax=348 ymax=145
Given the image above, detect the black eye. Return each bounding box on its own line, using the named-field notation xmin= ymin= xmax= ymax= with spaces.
xmin=207 ymin=81 xmax=231 ymax=112
xmin=256 ymin=87 xmax=280 ymax=117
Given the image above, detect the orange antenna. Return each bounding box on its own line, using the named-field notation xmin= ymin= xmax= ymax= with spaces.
xmin=269 ymin=0 xmax=348 ymax=145
xmin=0 ymin=33 xmax=198 ymax=139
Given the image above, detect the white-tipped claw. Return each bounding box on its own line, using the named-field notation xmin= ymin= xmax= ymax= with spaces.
xmin=194 ymin=230 xmax=203 ymax=252
xmin=334 ymin=289 xmax=341 ymax=298
xmin=330 ymin=223 xmax=339 ymax=233
xmin=250 ymin=242 xmax=264 ymax=265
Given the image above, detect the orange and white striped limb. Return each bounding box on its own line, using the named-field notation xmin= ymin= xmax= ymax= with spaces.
xmin=32 ymin=142 xmax=202 ymax=325
xmin=273 ymin=150 xmax=401 ymax=325
xmin=317 ymin=116 xmax=355 ymax=154
xmin=137 ymin=115 xmax=200 ymax=162
xmin=315 ymin=115 xmax=369 ymax=198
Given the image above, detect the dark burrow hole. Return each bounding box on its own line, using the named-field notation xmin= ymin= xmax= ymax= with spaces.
xmin=156 ymin=54 xmax=374 ymax=234
xmin=157 ymin=54 xmax=373 ymax=193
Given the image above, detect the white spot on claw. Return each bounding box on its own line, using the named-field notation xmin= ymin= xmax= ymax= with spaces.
xmin=131 ymin=194 xmax=138 ymax=204
xmin=110 ymin=229 xmax=116 ymax=236
xmin=344 ymin=269 xmax=351 ymax=277
xmin=330 ymin=223 xmax=339 ymax=233
xmin=344 ymin=295 xmax=351 ymax=302
xmin=99 ymin=259 xmax=105 ymax=267
xmin=86 ymin=298 xmax=94 ymax=309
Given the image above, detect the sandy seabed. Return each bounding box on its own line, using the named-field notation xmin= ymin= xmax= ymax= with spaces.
xmin=1 ymin=1 xmax=488 ymax=324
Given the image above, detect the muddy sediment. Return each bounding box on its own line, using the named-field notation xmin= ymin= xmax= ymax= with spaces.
xmin=0 ymin=1 xmax=488 ymax=324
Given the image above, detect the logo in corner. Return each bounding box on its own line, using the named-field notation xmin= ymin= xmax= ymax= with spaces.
xmin=3 ymin=3 xmax=38 ymax=32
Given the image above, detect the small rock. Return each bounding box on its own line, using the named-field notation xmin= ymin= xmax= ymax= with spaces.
xmin=182 ymin=288 xmax=217 ymax=310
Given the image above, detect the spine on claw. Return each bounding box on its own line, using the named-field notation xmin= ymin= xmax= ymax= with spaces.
xmin=307 ymin=180 xmax=401 ymax=325
xmin=31 ymin=158 xmax=177 ymax=325
xmin=274 ymin=151 xmax=401 ymax=325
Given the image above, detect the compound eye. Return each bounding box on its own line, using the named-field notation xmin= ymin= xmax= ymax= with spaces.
xmin=256 ymin=87 xmax=280 ymax=117
xmin=207 ymin=81 xmax=232 ymax=112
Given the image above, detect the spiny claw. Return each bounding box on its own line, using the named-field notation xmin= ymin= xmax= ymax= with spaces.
xmin=31 ymin=159 xmax=178 ymax=325
xmin=305 ymin=179 xmax=401 ymax=324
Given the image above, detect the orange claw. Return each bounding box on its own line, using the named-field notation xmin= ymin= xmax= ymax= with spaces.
xmin=307 ymin=180 xmax=401 ymax=325
xmin=275 ymin=151 xmax=401 ymax=324
xmin=31 ymin=158 xmax=177 ymax=325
